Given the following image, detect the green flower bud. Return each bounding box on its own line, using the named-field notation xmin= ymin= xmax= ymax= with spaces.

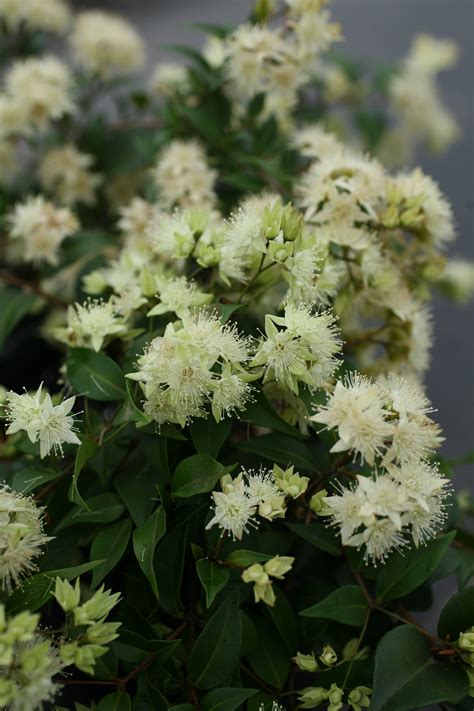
xmin=0 ymin=638 xmax=13 ymax=666
xmin=8 ymin=610 xmax=39 ymax=643
xmin=140 ymin=266 xmax=157 ymax=297
xmin=466 ymin=667 xmax=474 ymax=697
xmin=320 ymin=644 xmax=337 ymax=667
xmin=187 ymin=207 xmax=210 ymax=235
xmin=196 ymin=243 xmax=219 ymax=267
xmin=73 ymin=586 xmax=120 ymax=627
xmin=298 ymin=686 xmax=329 ymax=709
xmin=281 ymin=203 xmax=303 ymax=241
xmin=268 ymin=239 xmax=293 ymax=264
xmin=253 ymin=0 xmax=276 ymax=22
xmin=379 ymin=203 xmax=399 ymax=229
xmin=53 ymin=578 xmax=81 ymax=613
xmin=459 ymin=628 xmax=474 ymax=653
xmin=264 ymin=555 xmax=294 ymax=579
xmin=242 ymin=564 xmax=267 ymax=585
xmin=273 ymin=464 xmax=309 ymax=498
xmin=310 ymin=489 xmax=331 ymax=515
xmin=258 ymin=494 xmax=287 ymax=520
xmin=293 ymin=651 xmax=319 ymax=672
xmin=327 ymin=683 xmax=344 ymax=711
xmin=73 ymin=644 xmax=107 ymax=675
xmin=0 ymin=678 xmax=17 ymax=707
xmin=60 ymin=642 xmax=79 ymax=667
xmin=254 ymin=580 xmax=276 ymax=606
xmin=20 ymin=641 xmax=51 ymax=675
xmin=86 ymin=621 xmax=121 ymax=646
xmin=262 ymin=201 xmax=283 ymax=239
xmin=348 ymin=686 xmax=372 ymax=711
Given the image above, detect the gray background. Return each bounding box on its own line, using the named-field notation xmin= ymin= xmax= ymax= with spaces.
xmin=77 ymin=0 xmax=473 ymax=483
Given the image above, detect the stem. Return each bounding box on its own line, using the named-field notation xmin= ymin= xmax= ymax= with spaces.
xmin=0 ymin=269 xmax=67 ymax=309
xmin=342 ymin=607 xmax=371 ymax=689
xmin=237 ymin=253 xmax=266 ymax=304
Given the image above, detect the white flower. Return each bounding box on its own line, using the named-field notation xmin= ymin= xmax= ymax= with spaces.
xmin=310 ymin=373 xmax=393 ymax=464
xmin=292 ymin=124 xmax=343 ymax=161
xmin=148 ymin=277 xmax=212 ymax=319
xmin=39 ymin=145 xmax=102 ymax=206
xmin=8 ymin=195 xmax=78 ymax=266
xmin=4 ymin=56 xmax=74 ymax=133
xmin=55 ymin=299 xmax=128 ymax=352
xmin=210 ymin=368 xmax=253 ymax=422
xmin=437 ymin=258 xmax=474 ymax=304
xmin=0 ymin=486 xmax=50 ymax=590
xmin=152 ymin=140 xmax=217 ymax=210
xmin=206 ymin=486 xmax=259 ymax=541
xmin=245 ymin=468 xmax=287 ymax=520
xmin=0 ymin=0 xmax=70 ymax=34
xmin=70 ymin=11 xmax=145 ymax=79
xmin=149 ymin=62 xmax=187 ymax=97
xmin=5 ymin=384 xmax=81 ymax=458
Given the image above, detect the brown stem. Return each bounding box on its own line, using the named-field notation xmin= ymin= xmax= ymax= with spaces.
xmin=0 ymin=269 xmax=68 ymax=309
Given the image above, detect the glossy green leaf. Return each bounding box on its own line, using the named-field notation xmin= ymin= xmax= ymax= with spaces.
xmin=0 ymin=288 xmax=37 ymax=349
xmin=201 ymin=688 xmax=258 ymax=711
xmin=376 ymin=532 xmax=455 ymax=602
xmin=67 ymin=348 xmax=126 ymax=401
xmin=97 ymin=692 xmax=131 ymax=711
xmin=226 ymin=550 xmax=273 ymax=567
xmin=133 ymin=506 xmax=166 ymax=598
xmin=172 ymin=454 xmax=227 ymax=497
xmin=242 ymin=389 xmax=304 ymax=439
xmin=91 ymin=518 xmax=132 ymax=588
xmin=55 ymin=494 xmax=125 ymax=531
xmin=196 ymin=559 xmax=230 ymax=608
xmin=189 ymin=419 xmax=232 ymax=459
xmin=246 ymin=617 xmax=290 ymax=689
xmin=371 ymin=625 xmax=468 ymax=711
xmin=300 ymin=585 xmax=368 ymax=626
xmin=188 ymin=591 xmax=242 ymax=688
xmin=238 ymin=433 xmax=314 ymax=470
xmin=438 ymin=586 xmax=474 ymax=640
xmin=286 ymin=522 xmax=340 ymax=556
xmin=11 ymin=466 xmax=60 ymax=495
xmin=70 ymin=435 xmax=98 ymax=508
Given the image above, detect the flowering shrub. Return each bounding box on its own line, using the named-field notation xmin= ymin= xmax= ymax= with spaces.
xmin=0 ymin=0 xmax=473 ymax=709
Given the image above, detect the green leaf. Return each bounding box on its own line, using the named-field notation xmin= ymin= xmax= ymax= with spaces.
xmin=90 ymin=519 xmax=132 ymax=588
xmin=242 ymin=390 xmax=304 ymax=439
xmin=188 ymin=591 xmax=242 ymax=689
xmin=226 ymin=550 xmax=273 ymax=567
xmin=133 ymin=507 xmax=166 ymax=598
xmin=196 ymin=559 xmax=230 ymax=608
xmin=189 ymin=419 xmax=232 ymax=459
xmin=97 ymin=692 xmax=131 ymax=711
xmin=371 ymin=625 xmax=469 ymax=711
xmin=156 ymin=524 xmax=188 ymax=616
xmin=212 ymin=302 xmax=244 ymax=324
xmin=0 ymin=288 xmax=37 ymax=350
xmin=172 ymin=454 xmax=227 ymax=498
xmin=169 ymin=706 xmax=195 ymax=711
xmin=11 ymin=466 xmax=60 ymax=494
xmin=300 ymin=585 xmax=368 ymax=626
xmin=7 ymin=560 xmax=104 ymax=614
xmin=376 ymin=532 xmax=455 ymax=602
xmin=201 ymin=688 xmax=258 ymax=711
xmin=70 ymin=435 xmax=98 ymax=508
xmin=67 ymin=348 xmax=126 ymax=401
xmin=115 ymin=466 xmax=157 ymax=527
xmin=265 ymin=589 xmax=298 ymax=655
xmin=238 ymin=433 xmax=314 ymax=470
xmin=55 ymin=494 xmax=125 ymax=531
xmin=246 ymin=617 xmax=290 ymax=689
xmin=438 ymin=586 xmax=474 ymax=640
xmin=286 ymin=522 xmax=340 ymax=556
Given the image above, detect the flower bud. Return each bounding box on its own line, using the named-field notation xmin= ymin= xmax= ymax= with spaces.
xmin=274 ymin=464 xmax=309 ymax=498
xmin=348 ymin=686 xmax=372 ymax=711
xmin=293 ymin=651 xmax=319 ymax=672
xmin=254 ymin=580 xmax=276 ymax=606
xmin=319 ymin=644 xmax=337 ymax=666
xmin=86 ymin=621 xmax=121 ymax=646
xmin=73 ymin=586 xmax=120 ymax=627
xmin=327 ymin=683 xmax=344 ymax=711
xmin=459 ymin=628 xmax=474 ymax=653
xmin=140 ymin=266 xmax=158 ymax=297
xmin=53 ymin=578 xmax=80 ymax=613
xmin=268 ymin=239 xmax=293 ymax=264
xmin=0 ymin=679 xmax=16 ymax=707
xmin=264 ymin=555 xmax=294 ymax=579
xmin=281 ymin=203 xmax=303 ymax=241
xmin=262 ymin=201 xmax=283 ymax=239
xmin=310 ymin=489 xmax=331 ymax=515
xmin=73 ymin=644 xmax=107 ymax=675
xmin=20 ymin=641 xmax=51 ymax=675
xmin=258 ymin=494 xmax=287 ymax=520
xmin=298 ymin=686 xmax=329 ymax=709
xmin=242 ymin=564 xmax=266 ymax=585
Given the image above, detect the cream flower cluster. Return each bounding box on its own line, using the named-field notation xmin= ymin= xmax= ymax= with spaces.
xmin=69 ymin=10 xmax=145 ymax=79
xmin=149 ymin=62 xmax=188 ymax=98
xmin=5 ymin=384 xmax=80 ymax=459
xmin=251 ymin=304 xmax=342 ymax=393
xmin=0 ymin=0 xmax=70 ymax=34
xmin=152 ymin=139 xmax=217 ymax=210
xmin=0 ymin=606 xmax=61 ymax=711
xmin=128 ymin=311 xmax=254 ymax=426
xmin=39 ymin=145 xmax=102 ymax=206
xmin=207 ymin=466 xmax=308 ymax=540
xmin=242 ymin=556 xmax=294 ymax=606
xmin=311 ymin=372 xmax=449 ymax=561
xmin=54 ymin=299 xmax=129 ymax=352
xmin=0 ymin=56 xmax=74 ymax=135
xmin=0 ymin=487 xmax=49 ymax=591
xmin=8 ymin=195 xmax=78 ymax=266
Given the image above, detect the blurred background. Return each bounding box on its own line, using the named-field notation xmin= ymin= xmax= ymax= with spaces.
xmin=73 ymin=0 xmax=473 ymax=477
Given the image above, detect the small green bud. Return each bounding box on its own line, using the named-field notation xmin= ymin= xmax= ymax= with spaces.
xmin=8 ymin=610 xmax=39 ymax=643
xmin=262 ymin=201 xmax=283 ymax=239
xmin=264 ymin=555 xmax=294 ymax=579
xmin=60 ymin=642 xmax=79 ymax=667
xmin=273 ymin=464 xmax=309 ymax=498
xmin=310 ymin=489 xmax=331 ymax=515
xmin=53 ymin=578 xmax=81 ymax=613
xmin=298 ymin=686 xmax=329 ymax=709
xmin=268 ymin=239 xmax=293 ymax=264
xmin=20 ymin=641 xmax=51 ymax=675
xmin=140 ymin=266 xmax=157 ymax=297
xmin=348 ymin=686 xmax=372 ymax=711
xmin=73 ymin=586 xmax=120 ymax=627
xmin=293 ymin=651 xmax=319 ymax=672
xmin=258 ymin=494 xmax=287 ymax=520
xmin=254 ymin=580 xmax=276 ymax=606
xmin=459 ymin=628 xmax=474 ymax=653
xmin=73 ymin=644 xmax=107 ymax=675
xmin=86 ymin=621 xmax=121 ymax=646
xmin=379 ymin=203 xmax=399 ymax=229
xmin=281 ymin=203 xmax=303 ymax=241
xmin=319 ymin=644 xmax=337 ymax=667
xmin=242 ymin=563 xmax=267 ymax=585
xmin=253 ymin=0 xmax=276 ymax=22
xmin=0 ymin=678 xmax=17 ymax=707
xmin=327 ymin=683 xmax=344 ymax=711
xmin=196 ymin=243 xmax=219 ymax=267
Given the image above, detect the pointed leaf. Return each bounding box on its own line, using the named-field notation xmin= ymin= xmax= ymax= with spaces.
xmin=172 ymin=454 xmax=227 ymax=498
xmin=91 ymin=519 xmax=132 ymax=588
xmin=201 ymin=688 xmax=258 ymax=711
xmin=196 ymin=559 xmax=230 ymax=608
xmin=133 ymin=507 xmax=166 ymax=598
xmin=438 ymin=586 xmax=474 ymax=640
xmin=67 ymin=348 xmax=126 ymax=401
xmin=300 ymin=585 xmax=368 ymax=626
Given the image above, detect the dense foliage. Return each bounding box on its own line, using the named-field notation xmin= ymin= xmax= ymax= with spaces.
xmin=0 ymin=1 xmax=473 ymax=710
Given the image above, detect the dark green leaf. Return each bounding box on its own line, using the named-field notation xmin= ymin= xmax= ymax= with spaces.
xmin=188 ymin=591 xmax=242 ymax=689
xmin=97 ymin=692 xmax=131 ymax=711
xmin=67 ymin=348 xmax=126 ymax=401
xmin=242 ymin=390 xmax=305 ymax=439
xmin=91 ymin=519 xmax=132 ymax=588
xmin=133 ymin=507 xmax=166 ymax=598
xmin=12 ymin=466 xmax=60 ymax=495
xmin=156 ymin=523 xmax=188 ymax=616
xmin=300 ymin=585 xmax=368 ymax=626
xmin=172 ymin=454 xmax=227 ymax=497
xmin=0 ymin=288 xmax=37 ymax=350
xmin=70 ymin=435 xmax=98 ymax=508
xmin=246 ymin=617 xmax=289 ymax=689
xmin=238 ymin=433 xmax=314 ymax=470
xmin=189 ymin=419 xmax=232 ymax=459
xmin=115 ymin=466 xmax=158 ymax=527
xmin=196 ymin=559 xmax=230 ymax=608
xmin=376 ymin=532 xmax=455 ymax=602
xmin=438 ymin=586 xmax=474 ymax=640
xmin=226 ymin=550 xmax=273 ymax=567
xmin=286 ymin=522 xmax=340 ymax=556
xmin=55 ymin=494 xmax=125 ymax=531
xmin=371 ymin=625 xmax=469 ymax=711
xmin=201 ymin=688 xmax=258 ymax=711
xmin=265 ymin=589 xmax=298 ymax=655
